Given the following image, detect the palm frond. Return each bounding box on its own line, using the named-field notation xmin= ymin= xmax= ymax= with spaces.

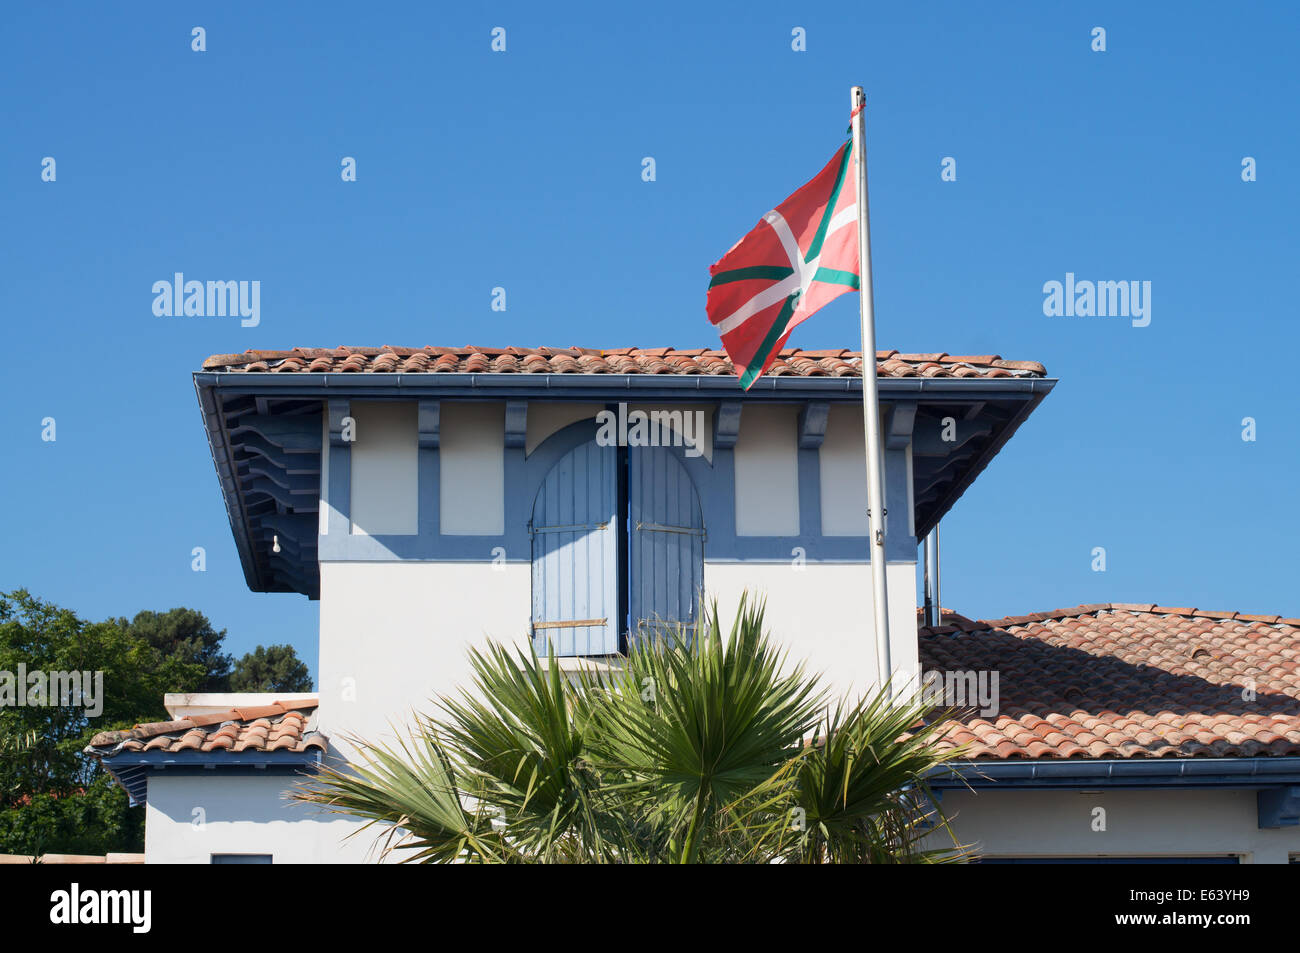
xmin=788 ymin=688 xmax=971 ymax=863
xmin=292 ymin=726 xmax=499 ymax=863
xmin=588 ymin=595 xmax=825 ymax=862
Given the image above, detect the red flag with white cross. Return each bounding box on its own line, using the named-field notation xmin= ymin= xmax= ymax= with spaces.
xmin=706 ymin=139 xmax=860 ymax=389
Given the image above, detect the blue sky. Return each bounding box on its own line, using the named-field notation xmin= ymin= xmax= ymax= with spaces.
xmin=3 ymin=2 xmax=1297 ymax=682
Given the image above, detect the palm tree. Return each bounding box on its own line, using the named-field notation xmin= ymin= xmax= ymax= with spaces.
xmin=294 ymin=596 xmax=969 ymax=863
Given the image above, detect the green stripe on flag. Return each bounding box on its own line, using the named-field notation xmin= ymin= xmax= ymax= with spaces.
xmin=739 ymin=294 xmax=798 ymax=390
xmin=811 ymin=267 xmax=860 ymax=289
xmin=709 ymin=265 xmax=795 ymax=288
xmin=802 ymin=144 xmax=852 ymax=264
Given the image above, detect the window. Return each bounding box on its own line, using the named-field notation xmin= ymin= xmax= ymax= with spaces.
xmin=211 ymin=854 xmax=273 ymax=864
xmin=977 ymin=856 xmax=1239 ymax=864
xmin=530 ymin=439 xmax=704 ymax=656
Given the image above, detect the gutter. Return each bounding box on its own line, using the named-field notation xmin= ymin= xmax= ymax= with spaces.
xmin=193 ymin=371 xmax=1057 ymax=403
xmin=92 ymin=748 xmax=325 ymax=808
xmin=929 ymin=756 xmax=1300 ymax=790
xmin=98 ymin=749 xmax=326 ymax=769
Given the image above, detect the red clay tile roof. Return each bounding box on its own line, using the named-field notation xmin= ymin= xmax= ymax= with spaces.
xmin=87 ymin=700 xmax=326 ymax=757
xmin=921 ymin=605 xmax=1300 ymax=760
xmin=201 ymin=346 xmax=1047 ymax=379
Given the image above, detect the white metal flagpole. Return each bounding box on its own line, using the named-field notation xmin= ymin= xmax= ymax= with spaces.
xmin=850 ymin=85 xmax=893 ymax=690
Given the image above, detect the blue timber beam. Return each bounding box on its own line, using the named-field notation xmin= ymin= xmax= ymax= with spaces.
xmin=1258 ymin=787 xmax=1300 ymax=828
xmin=797 ymin=401 xmax=829 ymax=449
xmin=714 ymin=401 xmax=742 ymax=449
xmin=885 ymin=401 xmax=917 ymax=450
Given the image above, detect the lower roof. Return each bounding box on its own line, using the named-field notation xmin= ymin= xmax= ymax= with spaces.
xmin=86 ymin=699 xmax=326 ymax=807
xmin=87 ymin=699 xmax=325 ymax=757
xmin=921 ymin=604 xmax=1300 ymax=762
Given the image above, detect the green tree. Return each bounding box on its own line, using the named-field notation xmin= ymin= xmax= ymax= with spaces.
xmin=118 ymin=608 xmax=232 ymax=692
xmin=0 ymin=590 xmax=205 ymax=856
xmin=230 ymin=644 xmax=312 ymax=693
xmin=296 ymin=597 xmax=968 ymax=864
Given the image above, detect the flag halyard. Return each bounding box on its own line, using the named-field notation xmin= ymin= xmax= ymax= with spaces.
xmin=706 ymin=140 xmax=860 ymax=389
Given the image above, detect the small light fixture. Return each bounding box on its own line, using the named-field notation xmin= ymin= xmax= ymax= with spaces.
xmin=272 ymin=535 xmax=280 ymax=553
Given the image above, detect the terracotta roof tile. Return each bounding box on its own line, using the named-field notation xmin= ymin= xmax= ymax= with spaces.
xmin=919 ymin=605 xmax=1300 ymax=761
xmin=201 ymin=346 xmax=1047 ymax=380
xmin=1237 ymin=613 xmax=1282 ymax=624
xmin=86 ymin=699 xmax=325 ymax=758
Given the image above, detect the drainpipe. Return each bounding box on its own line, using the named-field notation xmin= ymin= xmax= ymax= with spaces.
xmin=923 ymin=524 xmax=941 ymax=627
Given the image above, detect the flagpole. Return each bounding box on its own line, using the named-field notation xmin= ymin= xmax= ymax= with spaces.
xmin=850 ymin=86 xmax=893 ymax=691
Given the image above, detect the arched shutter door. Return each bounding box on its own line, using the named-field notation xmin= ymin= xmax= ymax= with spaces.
xmin=530 ymin=440 xmax=619 ymax=656
xmin=628 ymin=445 xmax=705 ymax=646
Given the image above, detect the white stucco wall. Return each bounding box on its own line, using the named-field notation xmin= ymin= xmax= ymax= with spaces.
xmin=626 ymin=403 xmax=714 ymax=462
xmin=316 ymin=560 xmax=532 ymax=741
xmin=350 ymin=401 xmax=418 ymax=536
xmin=525 ymin=402 xmax=715 ymax=461
xmin=733 ymin=404 xmax=800 ymax=536
xmin=315 ymin=558 xmax=918 ymax=732
xmin=145 ymin=557 xmax=532 ymax=864
xmin=440 ymin=402 xmax=505 ymax=535
xmin=820 ymin=404 xmax=868 ymax=536
xmin=703 ymin=561 xmax=919 ymax=699
xmin=525 ymin=402 xmax=605 ymax=455
xmin=935 ymin=787 xmax=1300 ymax=864
xmin=165 ymin=396 xmax=929 ymax=862
xmin=145 ymin=775 xmax=378 ymax=864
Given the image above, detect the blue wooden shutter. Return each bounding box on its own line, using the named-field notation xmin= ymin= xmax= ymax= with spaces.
xmin=530 ymin=439 xmax=619 ymax=656
xmin=628 ymin=445 xmax=705 ymax=647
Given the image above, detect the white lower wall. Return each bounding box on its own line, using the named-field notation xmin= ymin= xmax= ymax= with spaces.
xmin=317 ymin=560 xmax=532 ymax=741
xmin=936 ymin=788 xmax=1300 ymax=864
xmin=146 ymin=758 xmax=1300 ymax=865
xmin=159 ymin=554 xmax=919 ymax=862
xmin=317 ymin=559 xmax=917 ymax=734
xmin=154 ymin=561 xmax=529 ymax=865
xmin=145 ymin=775 xmax=378 ymax=864
xmin=703 ymin=560 xmax=919 ymax=700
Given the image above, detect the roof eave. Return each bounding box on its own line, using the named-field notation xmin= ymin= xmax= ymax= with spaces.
xmin=194 ymin=370 xmax=1056 ymax=401
xmin=90 ymin=748 xmax=326 ymax=808
xmin=195 ymin=375 xmax=263 ymax=595
xmin=928 ymin=756 xmax=1300 ymax=789
xmin=193 ymin=371 xmax=1056 ymax=595
xmin=912 ymin=378 xmax=1055 ymax=538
